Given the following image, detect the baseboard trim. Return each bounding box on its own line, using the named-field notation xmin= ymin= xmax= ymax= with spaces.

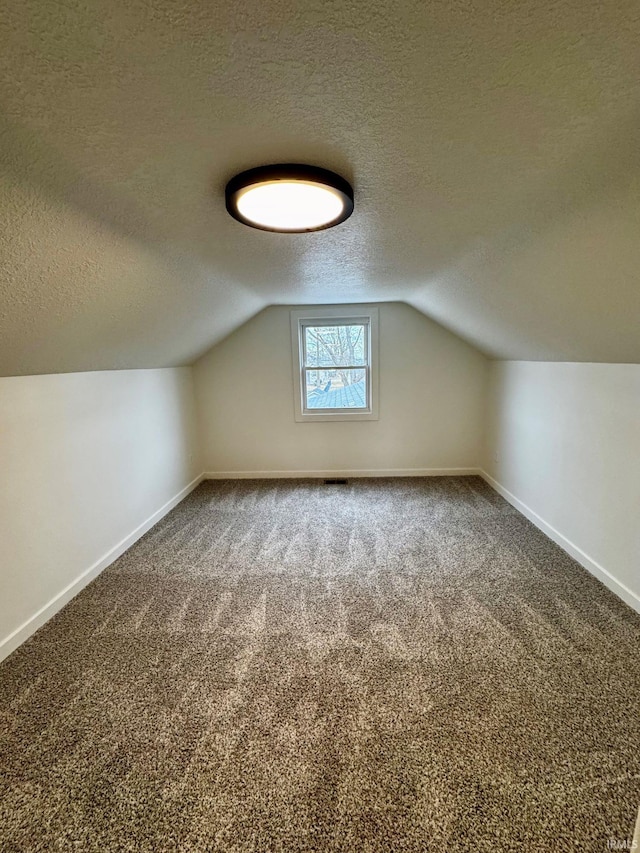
xmin=0 ymin=473 xmax=205 ymax=664
xmin=479 ymin=470 xmax=640 ymax=615
xmin=204 ymin=467 xmax=481 ymax=479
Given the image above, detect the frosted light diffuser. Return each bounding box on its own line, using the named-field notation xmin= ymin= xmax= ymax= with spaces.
xmin=225 ymin=164 xmax=354 ymax=233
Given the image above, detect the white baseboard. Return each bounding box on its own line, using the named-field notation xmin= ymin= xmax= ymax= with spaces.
xmin=204 ymin=467 xmax=481 ymax=479
xmin=480 ymin=470 xmax=640 ymax=615
xmin=0 ymin=473 xmax=204 ymax=663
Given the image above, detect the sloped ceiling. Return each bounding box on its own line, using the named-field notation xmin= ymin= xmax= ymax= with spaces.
xmin=1 ymin=0 xmax=640 ymax=375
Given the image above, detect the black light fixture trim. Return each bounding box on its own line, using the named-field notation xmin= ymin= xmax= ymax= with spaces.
xmin=225 ymin=163 xmax=354 ymax=233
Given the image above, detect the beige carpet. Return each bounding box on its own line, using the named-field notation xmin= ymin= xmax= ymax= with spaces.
xmin=1 ymin=476 xmax=639 ymax=852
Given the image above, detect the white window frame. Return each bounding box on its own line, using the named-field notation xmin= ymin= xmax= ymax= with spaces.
xmin=290 ymin=305 xmax=379 ymax=422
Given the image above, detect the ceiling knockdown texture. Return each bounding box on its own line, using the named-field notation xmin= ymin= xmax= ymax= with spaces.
xmin=1 ymin=0 xmax=640 ymax=375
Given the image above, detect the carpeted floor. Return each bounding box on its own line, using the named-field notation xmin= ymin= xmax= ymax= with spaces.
xmin=1 ymin=476 xmax=639 ymax=852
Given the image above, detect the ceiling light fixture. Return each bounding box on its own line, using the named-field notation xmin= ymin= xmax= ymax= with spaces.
xmin=225 ymin=164 xmax=354 ymax=233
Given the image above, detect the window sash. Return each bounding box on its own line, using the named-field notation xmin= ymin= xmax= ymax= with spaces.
xmin=302 ymin=368 xmax=370 ymax=408
xmin=301 ymin=321 xmax=369 ymax=371
xmin=300 ymin=320 xmax=371 ymax=412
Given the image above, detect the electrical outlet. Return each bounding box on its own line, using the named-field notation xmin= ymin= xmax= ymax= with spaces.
xmin=494 ymin=452 xmax=500 ymax=463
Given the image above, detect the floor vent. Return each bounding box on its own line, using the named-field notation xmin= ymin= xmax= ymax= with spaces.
xmin=324 ymin=478 xmax=348 ymax=485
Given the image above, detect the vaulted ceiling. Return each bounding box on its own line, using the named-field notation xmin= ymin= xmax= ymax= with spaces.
xmin=1 ymin=0 xmax=640 ymax=375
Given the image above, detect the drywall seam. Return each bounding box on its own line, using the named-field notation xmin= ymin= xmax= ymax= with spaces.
xmin=480 ymin=470 xmax=640 ymax=615
xmin=0 ymin=473 xmax=204 ymax=663
xmin=203 ymin=468 xmax=481 ymax=479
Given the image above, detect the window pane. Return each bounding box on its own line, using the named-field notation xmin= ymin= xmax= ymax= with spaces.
xmin=304 ymin=324 xmax=367 ymax=368
xmin=305 ymin=368 xmax=367 ymax=409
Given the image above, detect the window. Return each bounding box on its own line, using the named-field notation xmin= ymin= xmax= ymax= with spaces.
xmin=290 ymin=306 xmax=379 ymax=421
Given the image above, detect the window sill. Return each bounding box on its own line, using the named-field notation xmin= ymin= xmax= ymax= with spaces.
xmin=295 ymin=409 xmax=379 ymax=423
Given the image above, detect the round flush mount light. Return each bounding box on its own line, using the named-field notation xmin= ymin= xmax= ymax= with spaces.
xmin=225 ymin=164 xmax=354 ymax=233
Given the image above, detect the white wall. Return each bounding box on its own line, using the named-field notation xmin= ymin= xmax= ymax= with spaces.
xmin=484 ymin=361 xmax=640 ymax=612
xmin=0 ymin=367 xmax=201 ymax=659
xmin=194 ymin=303 xmax=488 ymax=475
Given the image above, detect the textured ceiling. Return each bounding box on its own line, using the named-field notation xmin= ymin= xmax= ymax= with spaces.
xmin=1 ymin=0 xmax=640 ymax=375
